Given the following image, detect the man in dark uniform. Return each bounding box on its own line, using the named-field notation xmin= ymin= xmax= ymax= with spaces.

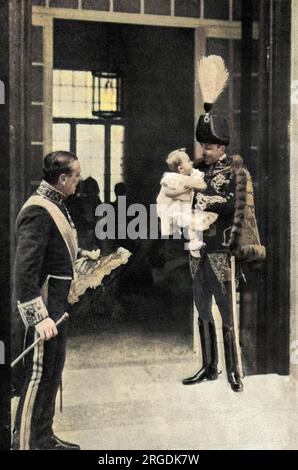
xmin=183 ymin=113 xmax=244 ymax=392
xmin=12 ymin=151 xmax=82 ymax=450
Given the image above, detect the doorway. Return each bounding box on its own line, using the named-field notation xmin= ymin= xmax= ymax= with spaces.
xmin=53 ymin=19 xmax=196 ymax=353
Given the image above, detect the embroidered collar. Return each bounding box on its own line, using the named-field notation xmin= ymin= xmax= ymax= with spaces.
xmin=37 ymin=180 xmax=76 ymax=229
xmin=205 ymin=154 xmax=232 ymax=177
xmin=37 ymin=180 xmax=66 ymax=205
xmin=215 ymin=154 xmax=232 ymax=169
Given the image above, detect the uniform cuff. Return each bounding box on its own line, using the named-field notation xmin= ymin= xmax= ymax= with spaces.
xmin=17 ymin=296 xmax=48 ymax=328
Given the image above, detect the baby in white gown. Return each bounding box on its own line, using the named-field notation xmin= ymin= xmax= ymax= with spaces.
xmin=157 ymin=148 xmax=218 ymax=254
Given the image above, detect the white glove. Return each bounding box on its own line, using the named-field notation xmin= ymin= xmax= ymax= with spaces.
xmin=80 ymin=249 xmax=101 ymax=260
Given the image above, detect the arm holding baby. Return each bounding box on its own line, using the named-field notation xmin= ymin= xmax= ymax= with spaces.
xmin=184 ymin=172 xmax=207 ymax=192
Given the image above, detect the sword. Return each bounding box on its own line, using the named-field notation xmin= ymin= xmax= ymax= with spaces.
xmin=11 ymin=313 xmax=69 ymax=368
xmin=230 ymin=256 xmax=243 ymax=377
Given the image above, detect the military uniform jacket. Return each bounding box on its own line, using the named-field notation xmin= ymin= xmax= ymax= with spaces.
xmin=195 ymin=154 xmax=236 ymax=253
xmin=14 ymin=181 xmax=76 ymax=327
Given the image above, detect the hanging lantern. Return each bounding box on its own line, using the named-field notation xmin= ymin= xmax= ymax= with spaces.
xmin=92 ymin=71 xmax=122 ymax=117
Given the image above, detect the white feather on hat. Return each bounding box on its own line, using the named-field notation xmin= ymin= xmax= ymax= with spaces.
xmin=198 ymin=55 xmax=229 ymax=111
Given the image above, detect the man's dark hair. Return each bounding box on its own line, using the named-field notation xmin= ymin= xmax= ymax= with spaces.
xmin=43 ymin=151 xmax=78 ymax=184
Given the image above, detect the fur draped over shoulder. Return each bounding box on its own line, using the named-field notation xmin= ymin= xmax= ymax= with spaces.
xmin=228 ymin=155 xmax=266 ymax=263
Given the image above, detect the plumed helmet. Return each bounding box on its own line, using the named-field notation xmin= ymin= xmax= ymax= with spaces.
xmin=196 ymin=113 xmax=230 ymax=146
xmin=196 ymin=56 xmax=230 ymax=146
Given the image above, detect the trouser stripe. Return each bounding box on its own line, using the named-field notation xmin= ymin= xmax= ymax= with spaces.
xmin=19 ymin=332 xmax=44 ymax=450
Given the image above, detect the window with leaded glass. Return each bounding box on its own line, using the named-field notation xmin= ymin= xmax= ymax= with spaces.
xmin=52 ymin=69 xmax=125 ymax=202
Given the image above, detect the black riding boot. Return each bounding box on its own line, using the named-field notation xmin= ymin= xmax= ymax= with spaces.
xmin=183 ymin=319 xmax=219 ymax=385
xmin=222 ymin=325 xmax=243 ymax=392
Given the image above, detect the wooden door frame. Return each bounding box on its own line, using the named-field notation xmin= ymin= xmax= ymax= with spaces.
xmin=32 ymin=5 xmax=250 ymax=154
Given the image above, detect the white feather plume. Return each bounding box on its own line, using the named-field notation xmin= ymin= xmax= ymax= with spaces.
xmin=198 ymin=55 xmax=229 ymax=105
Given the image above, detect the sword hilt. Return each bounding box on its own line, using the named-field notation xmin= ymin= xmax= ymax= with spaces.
xmin=11 ymin=312 xmax=69 ymax=368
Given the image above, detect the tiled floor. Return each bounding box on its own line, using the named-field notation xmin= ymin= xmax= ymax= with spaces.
xmin=52 ymin=330 xmax=298 ymax=450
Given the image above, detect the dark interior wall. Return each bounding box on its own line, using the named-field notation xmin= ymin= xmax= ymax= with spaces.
xmin=256 ymin=0 xmax=291 ymax=375
xmin=54 ymin=20 xmax=194 ymax=206
xmin=121 ymin=25 xmax=194 ymax=205
xmin=0 ymin=0 xmax=10 ymax=451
